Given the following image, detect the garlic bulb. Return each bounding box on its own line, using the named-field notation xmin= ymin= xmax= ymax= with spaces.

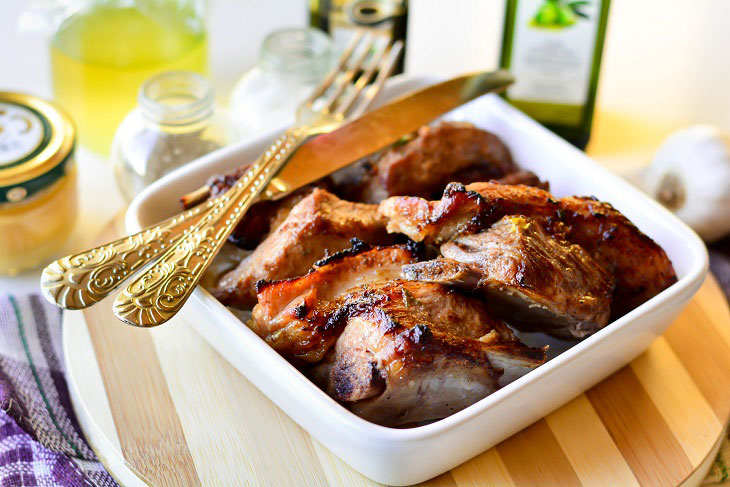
xmin=643 ymin=125 xmax=730 ymax=243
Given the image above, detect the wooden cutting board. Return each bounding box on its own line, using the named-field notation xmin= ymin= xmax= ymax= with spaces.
xmin=63 ymin=216 xmax=730 ymax=487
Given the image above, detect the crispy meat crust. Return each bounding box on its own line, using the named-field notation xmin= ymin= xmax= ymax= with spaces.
xmin=199 ymin=165 xmax=331 ymax=249
xmin=403 ymin=216 xmax=615 ymax=338
xmin=341 ymin=122 xmax=518 ymax=203
xmin=380 ymin=181 xmax=677 ymax=317
xmin=213 ymin=188 xmax=395 ymax=309
xmin=251 ymin=245 xmax=421 ymax=362
xmin=308 ymin=281 xmax=545 ymax=426
xmin=496 ymin=170 xmax=549 ymax=190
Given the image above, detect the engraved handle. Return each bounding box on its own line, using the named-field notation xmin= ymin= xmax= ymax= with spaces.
xmin=40 ymin=200 xmax=216 ymax=310
xmin=112 ymin=129 xmax=306 ymax=327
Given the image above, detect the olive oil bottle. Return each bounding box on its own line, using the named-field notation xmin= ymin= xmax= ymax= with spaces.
xmin=309 ymin=0 xmax=407 ymax=73
xmin=50 ymin=1 xmax=207 ymax=155
xmin=500 ymin=0 xmax=610 ymax=149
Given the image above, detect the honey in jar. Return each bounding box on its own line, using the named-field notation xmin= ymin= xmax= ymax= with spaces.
xmin=0 ymin=92 xmax=78 ymax=275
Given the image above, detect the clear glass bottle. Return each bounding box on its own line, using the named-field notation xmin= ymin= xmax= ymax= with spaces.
xmin=48 ymin=0 xmax=208 ymax=155
xmin=111 ymin=71 xmax=236 ymax=201
xmin=229 ymin=28 xmax=334 ymax=139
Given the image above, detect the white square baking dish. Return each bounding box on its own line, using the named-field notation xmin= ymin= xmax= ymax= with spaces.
xmin=126 ymin=75 xmax=708 ymax=486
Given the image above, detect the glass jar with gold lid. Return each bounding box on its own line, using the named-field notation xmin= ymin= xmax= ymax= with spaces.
xmin=0 ymin=91 xmax=77 ymax=275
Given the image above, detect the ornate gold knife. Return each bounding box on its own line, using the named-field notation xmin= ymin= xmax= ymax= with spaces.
xmin=41 ymin=69 xmax=514 ymax=325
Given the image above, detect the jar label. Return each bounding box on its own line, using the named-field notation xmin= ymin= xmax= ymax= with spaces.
xmin=0 ymin=102 xmax=45 ymax=167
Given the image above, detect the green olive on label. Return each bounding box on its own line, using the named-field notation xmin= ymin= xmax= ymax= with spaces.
xmin=534 ymin=2 xmax=559 ymax=26
xmin=556 ymin=5 xmax=576 ymax=26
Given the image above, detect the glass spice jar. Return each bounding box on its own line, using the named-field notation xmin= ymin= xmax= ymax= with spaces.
xmin=0 ymin=91 xmax=77 ymax=275
xmin=111 ymin=71 xmax=236 ymax=201
xmin=229 ymin=27 xmax=334 ymax=138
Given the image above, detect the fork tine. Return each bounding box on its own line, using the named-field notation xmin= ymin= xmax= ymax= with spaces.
xmin=348 ymin=39 xmax=404 ymax=119
xmin=332 ymin=37 xmax=390 ymax=116
xmin=320 ymin=33 xmax=376 ymax=114
xmin=302 ymin=30 xmax=365 ymax=108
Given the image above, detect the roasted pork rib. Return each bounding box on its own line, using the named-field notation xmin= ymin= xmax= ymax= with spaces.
xmin=309 ymin=281 xmax=545 ymax=426
xmin=496 ymin=170 xmax=549 ymax=189
xmin=403 ymin=216 xmax=615 ymax=338
xmin=336 ymin=122 xmax=518 ymax=203
xmin=380 ymin=181 xmax=677 ymax=317
xmin=225 ymin=187 xmax=316 ymax=249
xmin=214 ymin=188 xmax=395 ymax=309
xmin=251 ymin=243 xmax=420 ymax=362
xmin=251 ymin=241 xmax=544 ymax=425
xmin=184 ymin=168 xmax=332 ymax=249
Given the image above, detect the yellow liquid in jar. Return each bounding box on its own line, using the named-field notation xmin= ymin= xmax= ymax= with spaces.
xmin=50 ymin=5 xmax=208 ymax=155
xmin=0 ymin=165 xmax=78 ymax=276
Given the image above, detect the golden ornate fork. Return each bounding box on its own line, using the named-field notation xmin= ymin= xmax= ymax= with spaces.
xmin=41 ymin=31 xmax=403 ymax=326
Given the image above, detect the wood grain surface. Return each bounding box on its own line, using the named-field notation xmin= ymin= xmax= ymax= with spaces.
xmin=63 ymin=217 xmax=730 ymax=486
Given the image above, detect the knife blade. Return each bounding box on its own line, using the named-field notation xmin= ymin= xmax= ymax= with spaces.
xmin=263 ymin=70 xmax=514 ymax=198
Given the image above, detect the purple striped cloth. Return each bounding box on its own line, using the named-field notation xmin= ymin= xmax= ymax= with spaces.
xmin=0 ymin=294 xmax=117 ymax=487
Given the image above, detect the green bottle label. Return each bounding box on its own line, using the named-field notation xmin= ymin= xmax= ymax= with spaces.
xmin=506 ymin=0 xmax=602 ymax=126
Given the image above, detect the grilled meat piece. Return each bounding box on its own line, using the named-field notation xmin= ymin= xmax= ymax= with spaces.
xmin=206 ymin=165 xmax=248 ymax=200
xmin=496 ymin=170 xmax=549 ymax=190
xmin=214 ymin=189 xmax=395 ymax=309
xmin=251 ymin=240 xmax=544 ymax=425
xmin=339 ymin=122 xmax=517 ymax=203
xmin=402 ymin=258 xmax=483 ymax=289
xmin=227 ymin=187 xmax=315 ymax=249
xmin=182 ymin=164 xmax=335 ymax=249
xmin=403 ymin=216 xmax=615 ymax=338
xmin=251 ymin=244 xmax=420 ymax=362
xmin=380 ymin=181 xmax=677 ymax=318
xmin=307 ymin=281 xmax=545 ymax=426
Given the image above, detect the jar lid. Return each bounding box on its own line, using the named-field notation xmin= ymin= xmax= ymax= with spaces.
xmin=0 ymin=92 xmax=75 ymax=204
